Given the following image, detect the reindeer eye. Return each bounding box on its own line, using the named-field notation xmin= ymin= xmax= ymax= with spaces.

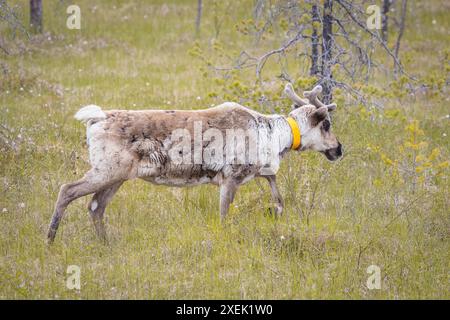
xmin=323 ymin=120 xmax=330 ymax=131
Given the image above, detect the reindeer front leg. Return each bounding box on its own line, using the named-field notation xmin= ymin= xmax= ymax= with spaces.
xmin=219 ymin=179 xmax=238 ymax=221
xmin=265 ymin=175 xmax=284 ymax=216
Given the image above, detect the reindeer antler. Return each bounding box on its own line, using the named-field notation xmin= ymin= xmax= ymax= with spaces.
xmin=303 ymin=85 xmax=337 ymax=111
xmin=303 ymin=85 xmax=325 ymax=108
xmin=284 ymin=83 xmax=309 ymax=107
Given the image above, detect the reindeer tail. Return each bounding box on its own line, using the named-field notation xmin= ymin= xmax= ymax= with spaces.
xmin=74 ymin=105 xmax=107 ymax=124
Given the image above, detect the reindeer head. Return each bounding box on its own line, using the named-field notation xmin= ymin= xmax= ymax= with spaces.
xmin=284 ymin=83 xmax=342 ymax=161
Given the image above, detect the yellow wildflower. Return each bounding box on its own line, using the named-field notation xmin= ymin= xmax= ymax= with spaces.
xmin=373 ymin=178 xmax=382 ymax=187
xmin=428 ymin=148 xmax=440 ymax=161
xmin=415 ymin=154 xmax=426 ymax=163
xmin=437 ymin=161 xmax=449 ymax=169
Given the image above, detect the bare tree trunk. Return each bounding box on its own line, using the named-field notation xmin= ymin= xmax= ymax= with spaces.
xmin=195 ymin=0 xmax=202 ymax=35
xmin=29 ymin=0 xmax=42 ymax=33
xmin=381 ymin=0 xmax=392 ymax=42
xmin=321 ymin=0 xmax=333 ymax=104
xmin=310 ymin=3 xmax=320 ymax=76
xmin=253 ymin=0 xmax=265 ymax=20
xmin=394 ymin=0 xmax=407 ymax=73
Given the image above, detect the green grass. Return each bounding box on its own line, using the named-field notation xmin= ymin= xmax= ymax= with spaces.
xmin=0 ymin=0 xmax=448 ymax=299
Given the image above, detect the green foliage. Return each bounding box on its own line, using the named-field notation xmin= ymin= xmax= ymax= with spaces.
xmin=368 ymin=118 xmax=448 ymax=191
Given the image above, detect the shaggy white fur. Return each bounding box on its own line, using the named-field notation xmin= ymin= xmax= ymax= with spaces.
xmin=74 ymin=105 xmax=106 ymax=123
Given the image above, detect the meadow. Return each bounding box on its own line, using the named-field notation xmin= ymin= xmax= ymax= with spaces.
xmin=0 ymin=0 xmax=448 ymax=299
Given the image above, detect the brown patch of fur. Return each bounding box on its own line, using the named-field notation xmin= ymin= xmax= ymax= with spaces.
xmin=103 ymin=104 xmax=257 ymax=159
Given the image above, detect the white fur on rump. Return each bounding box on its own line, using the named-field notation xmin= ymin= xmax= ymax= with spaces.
xmin=74 ymin=105 xmax=107 ymax=123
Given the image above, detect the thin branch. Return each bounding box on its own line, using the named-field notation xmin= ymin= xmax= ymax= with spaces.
xmin=255 ymin=29 xmax=305 ymax=81
xmin=336 ymin=0 xmax=414 ymax=80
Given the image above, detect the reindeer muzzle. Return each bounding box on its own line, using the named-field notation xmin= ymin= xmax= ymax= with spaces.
xmin=324 ymin=142 xmax=342 ymax=161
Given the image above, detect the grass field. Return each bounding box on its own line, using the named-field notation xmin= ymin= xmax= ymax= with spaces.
xmin=0 ymin=0 xmax=449 ymax=299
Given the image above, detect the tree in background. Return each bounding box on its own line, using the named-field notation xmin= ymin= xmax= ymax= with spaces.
xmin=29 ymin=0 xmax=42 ymax=33
xmin=195 ymin=0 xmax=202 ymax=35
xmin=309 ymin=3 xmax=319 ymax=76
xmin=193 ymin=0 xmax=413 ymax=109
xmin=381 ymin=0 xmax=393 ymax=43
xmin=394 ymin=0 xmax=408 ymax=73
xmin=321 ymin=0 xmax=333 ymax=103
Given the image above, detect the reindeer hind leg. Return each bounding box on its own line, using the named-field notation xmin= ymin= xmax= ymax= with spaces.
xmin=47 ymin=170 xmax=120 ymax=244
xmin=88 ymin=181 xmax=123 ymax=242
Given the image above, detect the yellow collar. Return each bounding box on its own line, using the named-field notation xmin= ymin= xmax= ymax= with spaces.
xmin=286 ymin=117 xmax=301 ymax=150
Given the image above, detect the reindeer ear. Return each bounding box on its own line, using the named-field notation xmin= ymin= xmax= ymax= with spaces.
xmin=327 ymin=103 xmax=337 ymax=112
xmin=310 ymin=106 xmax=328 ymax=126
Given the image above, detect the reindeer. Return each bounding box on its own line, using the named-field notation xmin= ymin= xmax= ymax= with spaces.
xmin=47 ymin=84 xmax=342 ymax=243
